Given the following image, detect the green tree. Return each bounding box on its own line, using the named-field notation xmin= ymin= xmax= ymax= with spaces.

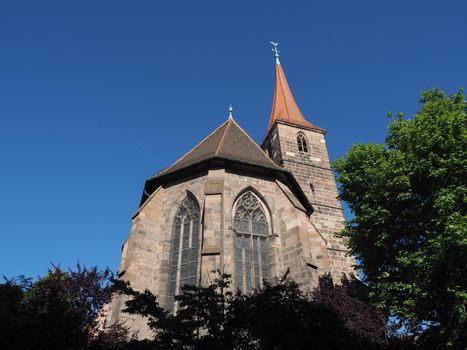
xmin=115 ymin=271 xmax=234 ymax=349
xmin=333 ymin=88 xmax=467 ymax=348
xmin=116 ymin=271 xmax=390 ymax=349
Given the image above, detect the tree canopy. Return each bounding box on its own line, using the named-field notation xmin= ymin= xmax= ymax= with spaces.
xmin=114 ymin=270 xmax=391 ymax=350
xmin=333 ymin=88 xmax=467 ymax=348
xmin=0 ymin=265 xmax=128 ymax=350
xmin=1 ymin=265 xmax=395 ymax=350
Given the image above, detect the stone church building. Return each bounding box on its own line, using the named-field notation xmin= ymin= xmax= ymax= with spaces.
xmin=106 ymin=49 xmax=354 ymax=336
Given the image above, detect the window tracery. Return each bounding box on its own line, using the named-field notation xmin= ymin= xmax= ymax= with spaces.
xmin=167 ymin=195 xmax=200 ymax=310
xmin=233 ymin=192 xmax=269 ymax=292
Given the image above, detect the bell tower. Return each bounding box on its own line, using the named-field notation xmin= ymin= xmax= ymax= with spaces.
xmin=262 ymin=44 xmax=354 ymax=281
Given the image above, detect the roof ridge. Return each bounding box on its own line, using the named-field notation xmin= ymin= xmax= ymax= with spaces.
xmin=229 ymin=118 xmax=279 ymax=167
xmin=159 ymin=119 xmax=229 ymax=175
xmin=215 ymin=119 xmax=232 ymax=156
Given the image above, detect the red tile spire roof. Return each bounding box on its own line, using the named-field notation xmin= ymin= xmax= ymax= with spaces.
xmin=267 ymin=56 xmax=324 ymax=134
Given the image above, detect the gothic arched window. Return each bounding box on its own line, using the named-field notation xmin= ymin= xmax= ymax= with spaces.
xmin=297 ymin=132 xmax=309 ymax=153
xmin=233 ymin=192 xmax=269 ymax=292
xmin=167 ymin=195 xmax=200 ymax=310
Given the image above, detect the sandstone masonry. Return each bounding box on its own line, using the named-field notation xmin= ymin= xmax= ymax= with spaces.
xmin=105 ymin=55 xmax=355 ymax=339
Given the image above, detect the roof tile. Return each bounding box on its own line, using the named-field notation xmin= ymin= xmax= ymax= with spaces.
xmin=158 ymin=118 xmax=282 ymax=176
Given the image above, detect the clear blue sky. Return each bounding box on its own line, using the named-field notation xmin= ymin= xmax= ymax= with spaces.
xmin=1 ymin=1 xmax=465 ymax=278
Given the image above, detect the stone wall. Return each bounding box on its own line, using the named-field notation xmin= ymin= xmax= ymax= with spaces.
xmin=263 ymin=122 xmax=354 ymax=282
xmin=106 ymin=168 xmax=332 ymax=338
xmin=221 ymin=171 xmax=329 ymax=291
xmin=106 ymin=176 xmax=207 ymax=339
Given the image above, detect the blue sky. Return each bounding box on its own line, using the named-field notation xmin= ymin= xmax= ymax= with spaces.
xmin=1 ymin=0 xmax=465 ymax=278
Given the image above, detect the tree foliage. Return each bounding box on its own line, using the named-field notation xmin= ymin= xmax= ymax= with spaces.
xmin=115 ymin=271 xmax=234 ymax=349
xmin=115 ymin=270 xmax=391 ymax=350
xmin=0 ymin=265 xmax=406 ymax=349
xmin=333 ymin=88 xmax=467 ymax=348
xmin=0 ymin=265 xmax=128 ymax=350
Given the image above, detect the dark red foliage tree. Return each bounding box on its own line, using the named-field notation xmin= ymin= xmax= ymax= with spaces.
xmin=0 ymin=265 xmax=128 ymax=350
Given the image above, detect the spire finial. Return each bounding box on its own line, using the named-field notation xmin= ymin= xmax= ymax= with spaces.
xmin=228 ymin=104 xmax=234 ymax=119
xmin=270 ymin=41 xmax=280 ymax=64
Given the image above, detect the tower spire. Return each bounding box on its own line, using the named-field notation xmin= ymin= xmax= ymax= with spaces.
xmin=266 ymin=44 xmax=323 ymax=134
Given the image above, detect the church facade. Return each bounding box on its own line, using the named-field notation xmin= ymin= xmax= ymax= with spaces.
xmin=106 ymin=49 xmax=354 ymax=337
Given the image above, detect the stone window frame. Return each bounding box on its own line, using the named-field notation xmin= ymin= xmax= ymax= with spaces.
xmin=297 ymin=132 xmax=309 ymax=153
xmin=167 ymin=193 xmax=201 ymax=311
xmin=232 ymin=190 xmax=272 ymax=292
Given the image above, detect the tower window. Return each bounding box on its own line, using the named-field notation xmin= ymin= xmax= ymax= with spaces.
xmin=168 ymin=194 xmax=200 ymax=311
xmin=297 ymin=132 xmax=309 ymax=153
xmin=233 ymin=192 xmax=269 ymax=292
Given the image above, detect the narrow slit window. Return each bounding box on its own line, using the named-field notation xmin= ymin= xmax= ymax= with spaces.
xmin=310 ymin=183 xmax=315 ymax=193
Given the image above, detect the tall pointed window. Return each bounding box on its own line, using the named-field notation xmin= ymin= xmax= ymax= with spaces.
xmin=168 ymin=195 xmax=200 ymax=310
xmin=233 ymin=192 xmax=269 ymax=292
xmin=297 ymin=132 xmax=309 ymax=153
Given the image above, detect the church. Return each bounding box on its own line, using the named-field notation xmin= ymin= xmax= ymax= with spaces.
xmin=106 ymin=45 xmax=354 ymax=336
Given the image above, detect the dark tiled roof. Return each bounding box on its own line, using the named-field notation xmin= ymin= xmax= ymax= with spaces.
xmin=158 ymin=118 xmax=282 ymax=177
